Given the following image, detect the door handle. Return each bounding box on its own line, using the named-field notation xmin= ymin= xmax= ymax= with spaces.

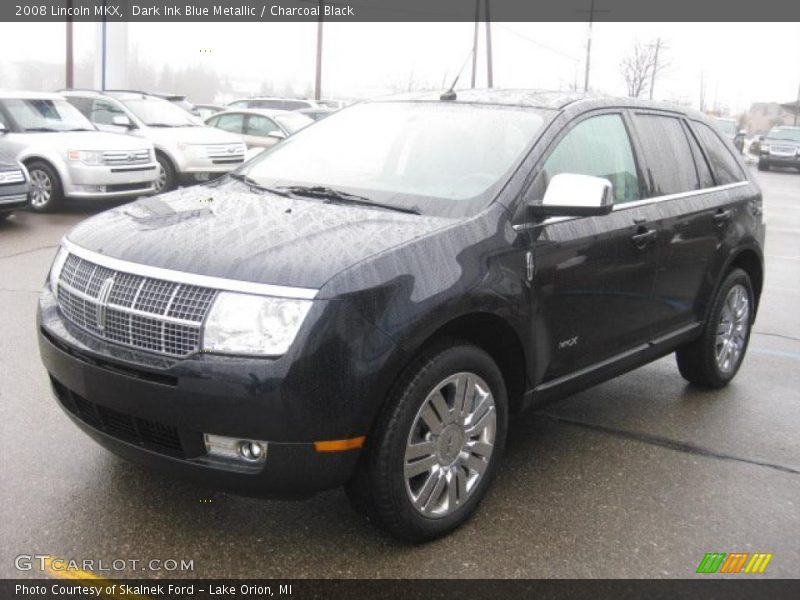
xmin=631 ymin=227 xmax=657 ymax=248
xmin=714 ymin=209 xmax=732 ymax=225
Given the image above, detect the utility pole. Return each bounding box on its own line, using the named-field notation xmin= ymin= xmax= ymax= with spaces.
xmin=315 ymin=1 xmax=323 ymax=100
xmin=648 ymin=37 xmax=661 ymax=100
xmin=484 ymin=0 xmax=493 ymax=87
xmin=470 ymin=0 xmax=479 ymax=88
xmin=65 ymin=0 xmax=74 ymax=89
xmin=795 ymin=77 xmax=799 ymax=126
xmin=578 ymin=0 xmax=608 ymax=92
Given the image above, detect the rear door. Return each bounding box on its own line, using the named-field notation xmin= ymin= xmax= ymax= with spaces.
xmin=527 ymin=111 xmax=659 ymax=379
xmin=628 ymin=111 xmax=748 ymax=338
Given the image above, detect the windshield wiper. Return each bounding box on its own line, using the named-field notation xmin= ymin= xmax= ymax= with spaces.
xmin=146 ymin=123 xmax=179 ymax=128
xmin=64 ymin=128 xmax=95 ymax=132
xmin=278 ymin=185 xmax=420 ymax=215
xmin=24 ymin=127 xmax=60 ymax=132
xmin=228 ymin=173 xmax=292 ymax=197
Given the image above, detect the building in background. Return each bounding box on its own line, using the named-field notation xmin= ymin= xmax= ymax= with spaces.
xmin=746 ymin=101 xmax=800 ymax=135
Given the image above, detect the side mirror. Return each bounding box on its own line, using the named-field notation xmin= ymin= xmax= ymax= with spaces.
xmin=530 ymin=173 xmax=614 ymax=218
xmin=267 ymin=131 xmax=286 ymax=140
xmin=0 ymin=122 xmax=7 ymax=135
xmin=112 ymin=115 xmax=133 ymax=128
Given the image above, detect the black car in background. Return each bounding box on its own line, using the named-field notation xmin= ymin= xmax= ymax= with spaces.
xmin=0 ymin=150 xmax=29 ymax=221
xmin=38 ymin=91 xmax=765 ymax=541
xmin=758 ymin=125 xmax=800 ymax=171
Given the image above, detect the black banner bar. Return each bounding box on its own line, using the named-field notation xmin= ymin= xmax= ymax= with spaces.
xmin=3 ymin=579 xmax=800 ymax=600
xmin=3 ymin=0 xmax=800 ymax=22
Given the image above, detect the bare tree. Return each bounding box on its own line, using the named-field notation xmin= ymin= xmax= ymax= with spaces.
xmin=620 ymin=40 xmax=667 ymax=98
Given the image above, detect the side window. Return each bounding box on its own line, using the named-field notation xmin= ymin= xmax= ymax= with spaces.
xmin=246 ymin=114 xmax=280 ymax=136
xmin=692 ymin=122 xmax=746 ymax=184
xmin=206 ymin=116 xmax=219 ymax=127
xmin=633 ymin=114 xmax=699 ymax=196
xmin=91 ymin=99 xmax=126 ymax=125
xmin=683 ymin=123 xmax=715 ymax=189
xmin=215 ymin=113 xmax=245 ymax=134
xmin=542 ymin=113 xmax=641 ymax=204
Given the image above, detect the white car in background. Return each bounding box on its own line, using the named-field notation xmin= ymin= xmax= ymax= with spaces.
xmin=0 ymin=92 xmax=158 ymax=212
xmin=205 ymin=108 xmax=313 ymax=149
xmin=63 ymin=90 xmax=246 ymax=193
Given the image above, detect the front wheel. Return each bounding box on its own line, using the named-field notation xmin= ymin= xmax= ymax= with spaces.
xmin=154 ymin=154 xmax=177 ymax=193
xmin=676 ymin=268 xmax=754 ymax=388
xmin=757 ymin=161 xmax=770 ymax=171
xmin=346 ymin=343 xmax=508 ymax=542
xmin=27 ymin=161 xmax=63 ymax=213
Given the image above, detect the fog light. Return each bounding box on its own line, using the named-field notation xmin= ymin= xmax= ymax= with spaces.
xmin=204 ymin=434 xmax=267 ymax=463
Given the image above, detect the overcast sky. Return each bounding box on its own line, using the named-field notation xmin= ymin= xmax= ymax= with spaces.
xmin=0 ymin=21 xmax=798 ymax=112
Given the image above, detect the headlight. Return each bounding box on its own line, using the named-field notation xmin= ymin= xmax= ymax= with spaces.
xmin=202 ymin=292 xmax=312 ymax=356
xmin=67 ymin=150 xmax=103 ymax=165
xmin=49 ymin=246 xmax=69 ymax=295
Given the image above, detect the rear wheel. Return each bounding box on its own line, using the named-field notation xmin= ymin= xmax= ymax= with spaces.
xmin=27 ymin=161 xmax=63 ymax=212
xmin=676 ymin=268 xmax=754 ymax=388
xmin=346 ymin=343 xmax=508 ymax=542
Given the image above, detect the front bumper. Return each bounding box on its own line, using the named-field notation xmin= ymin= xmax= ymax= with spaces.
xmin=174 ymin=153 xmax=245 ymax=179
xmin=760 ymin=153 xmax=800 ymax=167
xmin=63 ymin=162 xmax=158 ymax=199
xmin=0 ymin=182 xmax=29 ymax=212
xmin=36 ymin=286 xmax=400 ymax=496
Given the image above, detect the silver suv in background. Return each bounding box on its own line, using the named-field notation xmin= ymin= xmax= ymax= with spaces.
xmin=63 ymin=91 xmax=246 ymax=193
xmin=0 ymin=92 xmax=158 ymax=212
xmin=227 ymin=97 xmax=321 ymax=111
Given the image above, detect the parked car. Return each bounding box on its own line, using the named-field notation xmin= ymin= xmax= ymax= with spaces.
xmin=713 ymin=117 xmax=745 ymax=153
xmin=39 ymin=91 xmax=764 ymax=542
xmin=205 ymin=109 xmax=313 ymax=148
xmin=0 ymin=92 xmax=158 ymax=212
xmin=150 ymin=92 xmax=201 ymax=118
xmin=758 ymin=126 xmax=800 ymax=171
xmin=318 ymin=99 xmax=348 ymax=110
xmin=0 ymin=152 xmax=29 ymax=220
xmin=195 ymin=103 xmax=226 ymax=121
xmin=227 ymin=97 xmax=320 ymax=111
xmin=63 ymin=90 xmax=246 ymax=193
xmin=298 ymin=107 xmax=335 ymax=121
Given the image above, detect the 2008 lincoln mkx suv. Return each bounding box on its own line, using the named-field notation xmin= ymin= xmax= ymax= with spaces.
xmin=38 ymin=90 xmax=765 ymax=542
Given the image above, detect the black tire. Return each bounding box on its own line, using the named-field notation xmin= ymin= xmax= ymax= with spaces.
xmin=0 ymin=213 xmax=9 ymax=222
xmin=346 ymin=342 xmax=508 ymax=542
xmin=26 ymin=160 xmax=63 ymax=213
xmin=757 ymin=161 xmax=769 ymax=171
xmin=155 ymin=153 xmax=177 ymax=193
xmin=676 ymin=268 xmax=754 ymax=388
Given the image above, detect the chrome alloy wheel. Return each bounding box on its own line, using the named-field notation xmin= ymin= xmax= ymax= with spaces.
xmin=154 ymin=163 xmax=167 ymax=193
xmin=716 ymin=283 xmax=750 ymax=374
xmin=29 ymin=169 xmax=53 ymax=209
xmin=404 ymin=372 xmax=496 ymax=518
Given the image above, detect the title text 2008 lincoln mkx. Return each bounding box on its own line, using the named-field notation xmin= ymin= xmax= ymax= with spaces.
xmin=38 ymin=91 xmax=765 ymax=541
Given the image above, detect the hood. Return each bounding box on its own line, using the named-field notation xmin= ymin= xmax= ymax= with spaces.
xmin=142 ymin=125 xmax=243 ymax=146
xmin=66 ymin=181 xmax=455 ymax=291
xmin=10 ymin=130 xmax=152 ymax=152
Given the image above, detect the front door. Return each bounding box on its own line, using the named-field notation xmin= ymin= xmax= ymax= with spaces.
xmin=526 ymin=112 xmax=660 ymax=380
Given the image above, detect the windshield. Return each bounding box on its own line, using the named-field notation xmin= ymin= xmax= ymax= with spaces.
xmin=1 ymin=98 xmax=95 ymax=132
xmin=767 ymin=128 xmax=800 ymax=142
xmin=121 ymin=96 xmax=197 ymax=127
xmin=275 ymin=112 xmax=313 ymax=134
xmin=242 ymin=101 xmax=548 ymax=216
xmin=714 ymin=119 xmax=737 ymax=136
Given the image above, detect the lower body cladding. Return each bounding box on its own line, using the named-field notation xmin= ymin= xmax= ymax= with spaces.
xmin=36 ymin=292 xmax=399 ymax=498
xmin=0 ymin=190 xmax=29 ymax=214
xmin=64 ymin=163 xmax=158 ymax=199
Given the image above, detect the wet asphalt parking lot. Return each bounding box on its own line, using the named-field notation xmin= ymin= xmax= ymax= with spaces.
xmin=0 ymin=167 xmax=798 ymax=579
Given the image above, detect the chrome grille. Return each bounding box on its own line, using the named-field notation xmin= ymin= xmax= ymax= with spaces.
xmin=0 ymin=169 xmax=26 ymax=185
xmin=56 ymin=253 xmax=217 ymax=357
xmin=102 ymin=149 xmax=151 ymax=165
xmin=204 ymin=143 xmax=245 ymax=159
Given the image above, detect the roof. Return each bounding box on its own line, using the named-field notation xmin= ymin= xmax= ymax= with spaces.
xmin=0 ymin=90 xmax=63 ymax=100
xmin=371 ymin=88 xmax=707 ymax=119
xmin=209 ymin=108 xmax=296 ymax=118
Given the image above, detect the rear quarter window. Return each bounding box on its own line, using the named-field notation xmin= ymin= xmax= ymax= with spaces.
xmin=633 ymin=113 xmax=699 ymax=196
xmin=692 ymin=122 xmax=746 ymax=185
